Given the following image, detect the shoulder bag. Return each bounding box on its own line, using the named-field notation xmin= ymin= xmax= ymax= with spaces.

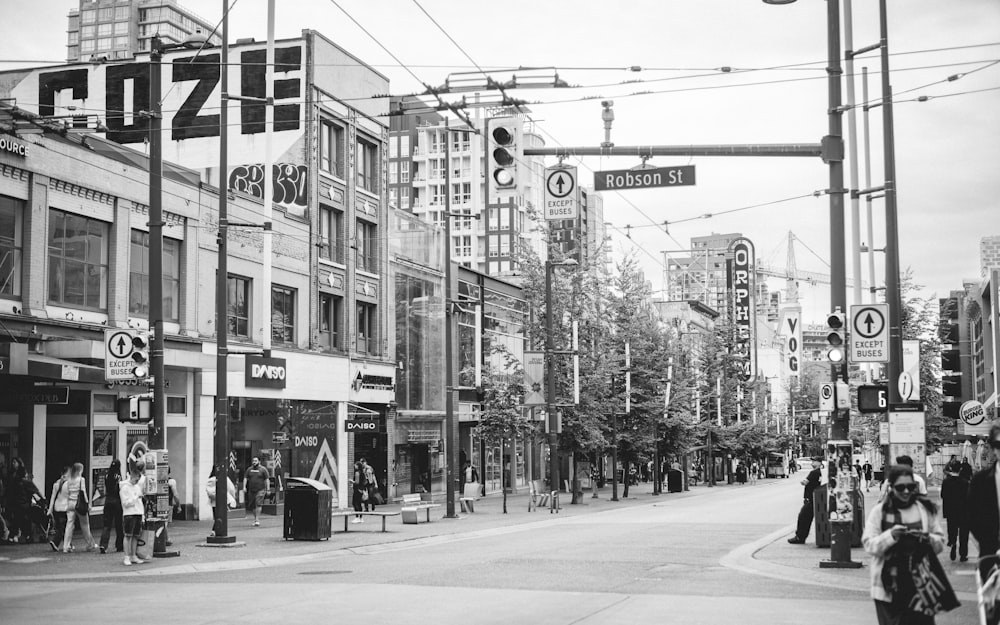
xmin=75 ymin=482 xmax=90 ymax=515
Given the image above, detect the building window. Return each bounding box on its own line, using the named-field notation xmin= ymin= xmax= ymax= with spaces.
xmin=227 ymin=275 xmax=250 ymax=339
xmin=356 ymin=301 xmax=378 ymax=355
xmin=115 ymin=6 xmax=129 ymax=20
xmin=82 ymin=25 xmax=96 ymax=38
xmin=98 ymin=23 xmax=112 ymax=36
xmin=356 ymin=219 xmax=377 ymax=273
xmin=399 ymin=161 xmax=409 ymax=183
xmin=97 ymin=37 xmax=112 ymax=51
xmin=356 ymin=136 xmax=378 ymax=193
xmin=0 ymin=196 xmax=23 ymax=298
xmin=82 ymin=9 xmax=96 ymax=23
xmin=68 ymin=32 xmax=79 ymax=45
xmin=114 ymin=36 xmax=129 ymax=49
xmin=319 ymin=206 xmax=345 ymax=264
xmin=451 ymin=182 xmax=471 ymax=205
xmin=128 ymin=230 xmax=180 ymax=321
xmin=319 ymin=292 xmax=342 ymax=351
xmin=98 ymin=7 xmax=113 ymax=21
xmin=271 ymin=285 xmax=295 ymax=344
xmin=114 ymin=21 xmax=128 ymax=34
xmin=320 ymin=120 xmax=344 ymax=178
xmin=48 ymin=209 xmax=109 ymax=310
xmin=81 ymin=40 xmax=96 ymax=53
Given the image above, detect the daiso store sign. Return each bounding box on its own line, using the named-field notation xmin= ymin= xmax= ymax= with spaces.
xmin=245 ymin=356 xmax=287 ymax=389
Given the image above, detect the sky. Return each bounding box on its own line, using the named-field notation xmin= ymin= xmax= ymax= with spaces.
xmin=2 ymin=0 xmax=998 ymax=323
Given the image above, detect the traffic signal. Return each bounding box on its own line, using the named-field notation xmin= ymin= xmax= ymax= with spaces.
xmin=131 ymin=331 xmax=150 ymax=378
xmin=825 ymin=309 xmax=846 ymax=363
xmin=116 ymin=396 xmax=152 ymax=423
xmin=488 ymin=118 xmax=521 ymax=197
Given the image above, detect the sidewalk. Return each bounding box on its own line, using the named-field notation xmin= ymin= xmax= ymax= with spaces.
xmin=750 ymin=483 xmax=980 ymax=602
xmin=0 ymin=481 xmax=700 ymax=580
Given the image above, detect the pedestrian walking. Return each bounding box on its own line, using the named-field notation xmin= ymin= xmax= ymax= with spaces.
xmin=940 ymin=465 xmax=970 ymax=562
xmin=243 ymin=456 xmax=270 ymax=527
xmin=61 ymin=462 xmax=97 ymax=553
xmin=119 ymin=462 xmax=147 ymax=566
xmin=749 ymin=460 xmax=759 ymax=486
xmin=99 ymin=459 xmax=124 ymax=554
xmin=969 ymin=422 xmax=1000 ymax=559
xmin=6 ymin=458 xmax=41 ymax=544
xmin=863 ymin=460 xmax=874 ymax=492
xmin=362 ymin=458 xmax=379 ymax=511
xmin=862 ymin=464 xmax=958 ymax=624
xmin=46 ymin=466 xmax=70 ymax=551
xmin=788 ymin=457 xmax=823 ymax=544
xmin=350 ymin=461 xmax=366 ymax=523
xmin=735 ymin=461 xmax=747 ymax=486
xmin=854 ymin=460 xmax=863 ymax=487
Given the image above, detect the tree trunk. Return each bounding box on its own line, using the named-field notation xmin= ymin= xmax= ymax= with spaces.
xmin=570 ymin=451 xmax=579 ymax=504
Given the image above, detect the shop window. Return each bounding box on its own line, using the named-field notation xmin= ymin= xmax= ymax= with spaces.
xmin=356 ymin=301 xmax=378 ymax=355
xmin=128 ymin=229 xmax=180 ymax=321
xmin=320 ymin=120 xmax=345 ymax=178
xmin=47 ymin=208 xmax=109 ymax=310
xmin=93 ymin=394 xmax=116 ymax=413
xmin=167 ymin=396 xmax=186 ymax=415
xmin=356 ymin=219 xmax=377 ymax=273
xmin=271 ymin=285 xmax=295 ymax=344
xmin=0 ymin=196 xmax=23 ymax=298
xmin=319 ymin=292 xmax=342 ymax=351
xmin=356 ymin=136 xmax=378 ymax=194
xmin=227 ymin=274 xmax=250 ymax=339
xmin=319 ymin=206 xmax=344 ymax=264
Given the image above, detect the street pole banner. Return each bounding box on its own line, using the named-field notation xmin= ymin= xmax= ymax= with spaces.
xmin=902 ymin=339 xmax=921 ymax=400
xmin=523 ymin=351 xmax=545 ymax=406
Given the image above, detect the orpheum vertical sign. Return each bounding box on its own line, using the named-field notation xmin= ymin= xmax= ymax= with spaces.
xmin=728 ymin=238 xmax=757 ymax=381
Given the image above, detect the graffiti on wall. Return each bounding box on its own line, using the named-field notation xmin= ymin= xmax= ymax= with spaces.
xmin=228 ymin=163 xmax=308 ymax=217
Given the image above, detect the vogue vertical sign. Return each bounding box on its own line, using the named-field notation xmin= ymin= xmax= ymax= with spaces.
xmin=728 ymin=238 xmax=757 ymax=381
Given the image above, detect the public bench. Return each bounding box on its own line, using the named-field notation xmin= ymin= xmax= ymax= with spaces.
xmin=330 ymin=510 xmax=400 ymax=533
xmin=400 ymin=493 xmax=441 ymax=524
xmin=458 ymin=483 xmax=480 ymax=513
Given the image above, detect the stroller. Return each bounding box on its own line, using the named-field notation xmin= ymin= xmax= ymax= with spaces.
xmin=26 ymin=495 xmax=52 ymax=544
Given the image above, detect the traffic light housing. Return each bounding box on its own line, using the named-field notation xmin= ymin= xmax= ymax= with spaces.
xmin=131 ymin=331 xmax=150 ymax=378
xmin=825 ymin=310 xmax=846 ymax=363
xmin=488 ymin=118 xmax=522 ymax=198
xmin=938 ymin=295 xmax=962 ymax=417
xmin=116 ymin=396 xmax=152 ymax=423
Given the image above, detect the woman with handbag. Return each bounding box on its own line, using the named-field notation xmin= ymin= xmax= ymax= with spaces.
xmin=863 ymin=464 xmax=958 ymax=624
xmin=206 ymin=465 xmax=237 ymax=536
xmin=61 ymin=462 xmax=96 ymax=553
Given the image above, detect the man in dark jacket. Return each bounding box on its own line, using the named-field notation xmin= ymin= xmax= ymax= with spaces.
xmin=941 ymin=466 xmax=970 ymax=561
xmin=969 ymin=422 xmax=1000 ymax=561
xmin=788 ymin=457 xmax=823 ymax=544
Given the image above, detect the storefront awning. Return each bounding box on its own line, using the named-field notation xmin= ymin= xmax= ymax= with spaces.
xmin=27 ymin=353 xmax=106 ymax=384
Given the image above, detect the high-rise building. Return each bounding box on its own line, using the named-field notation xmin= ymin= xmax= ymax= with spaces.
xmin=66 ymin=0 xmax=220 ymax=63
xmin=663 ymin=232 xmax=744 ymax=316
xmin=388 ymin=102 xmax=547 ymax=277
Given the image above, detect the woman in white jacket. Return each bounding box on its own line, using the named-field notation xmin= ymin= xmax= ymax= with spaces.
xmin=862 ymin=464 xmax=947 ymax=625
xmin=205 ymin=465 xmax=236 ymax=536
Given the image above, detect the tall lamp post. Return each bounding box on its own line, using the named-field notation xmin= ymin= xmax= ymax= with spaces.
xmin=545 ymin=258 xmax=577 ymax=500
xmin=146 ymin=31 xmax=211 ymax=554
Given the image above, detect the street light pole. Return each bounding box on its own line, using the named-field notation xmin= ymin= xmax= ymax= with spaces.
xmin=148 ymin=37 xmax=165 ymax=451
xmin=209 ymin=1 xmax=235 ymax=545
xmin=443 ymin=119 xmax=458 ymax=519
xmin=545 ymin=261 xmax=558 ymax=500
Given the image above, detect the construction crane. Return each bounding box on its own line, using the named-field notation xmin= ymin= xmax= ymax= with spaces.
xmin=754 ymin=231 xmax=866 ymax=303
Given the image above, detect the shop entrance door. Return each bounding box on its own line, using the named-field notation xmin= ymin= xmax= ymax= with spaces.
xmin=45 ymin=428 xmax=87 ymax=495
xmin=409 ymin=444 xmax=430 ymax=493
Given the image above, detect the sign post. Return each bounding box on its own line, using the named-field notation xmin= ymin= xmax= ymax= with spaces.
xmin=849 ymin=304 xmax=889 ymax=363
xmin=543 ymin=166 xmax=578 ymax=220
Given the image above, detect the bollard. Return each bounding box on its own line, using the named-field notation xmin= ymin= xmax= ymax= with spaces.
xmin=819 ymin=520 xmax=862 ymax=568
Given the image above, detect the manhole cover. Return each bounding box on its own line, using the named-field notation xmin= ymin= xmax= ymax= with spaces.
xmin=298 ymin=570 xmax=351 ymax=576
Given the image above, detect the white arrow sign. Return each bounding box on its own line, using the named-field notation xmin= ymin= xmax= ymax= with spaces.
xmin=850 ymin=304 xmax=889 ymax=363
xmin=544 ymin=166 xmax=578 ymax=220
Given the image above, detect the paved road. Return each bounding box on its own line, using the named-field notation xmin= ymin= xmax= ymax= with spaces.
xmin=0 ymin=478 xmax=978 ymax=624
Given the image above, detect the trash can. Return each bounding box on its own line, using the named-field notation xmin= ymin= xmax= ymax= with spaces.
xmin=283 ymin=477 xmax=332 ymax=541
xmin=666 ymin=469 xmax=683 ymax=493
